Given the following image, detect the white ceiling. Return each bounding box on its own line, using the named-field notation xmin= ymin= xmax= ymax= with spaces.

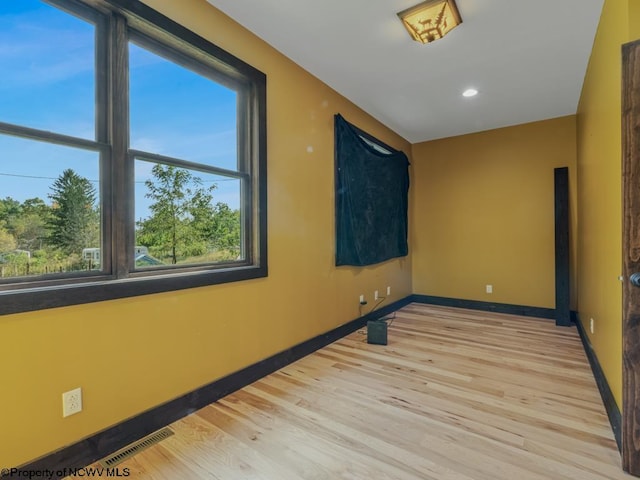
xmin=206 ymin=0 xmax=604 ymax=143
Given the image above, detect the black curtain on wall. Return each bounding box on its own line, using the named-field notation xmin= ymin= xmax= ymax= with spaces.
xmin=335 ymin=114 xmax=410 ymax=266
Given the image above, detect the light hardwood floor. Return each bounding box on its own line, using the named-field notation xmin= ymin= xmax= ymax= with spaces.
xmin=96 ymin=304 xmax=630 ymax=479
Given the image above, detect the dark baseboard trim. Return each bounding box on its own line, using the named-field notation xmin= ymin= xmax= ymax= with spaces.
xmin=411 ymin=294 xmax=580 ymax=324
xmin=411 ymin=294 xmax=559 ymax=319
xmin=411 ymin=294 xmax=578 ymax=323
xmin=10 ymin=296 xmax=414 ymax=479
xmin=570 ymin=310 xmax=579 ymax=323
xmin=574 ymin=313 xmax=622 ymax=451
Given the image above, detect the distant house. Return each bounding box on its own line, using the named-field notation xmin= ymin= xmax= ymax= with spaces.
xmin=0 ymin=249 xmax=31 ymax=262
xmin=82 ymin=247 xmax=100 ymax=263
xmin=82 ymin=246 xmax=161 ymax=267
xmin=135 ymin=254 xmax=163 ymax=267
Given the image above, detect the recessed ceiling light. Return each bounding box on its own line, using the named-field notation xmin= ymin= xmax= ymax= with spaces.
xmin=462 ymin=88 xmax=478 ymax=97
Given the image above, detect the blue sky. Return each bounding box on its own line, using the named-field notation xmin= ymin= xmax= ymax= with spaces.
xmin=0 ymin=0 xmax=240 ymax=218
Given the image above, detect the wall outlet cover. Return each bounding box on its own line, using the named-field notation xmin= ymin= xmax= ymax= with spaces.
xmin=62 ymin=387 xmax=83 ymax=417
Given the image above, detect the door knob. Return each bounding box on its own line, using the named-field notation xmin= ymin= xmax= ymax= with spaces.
xmin=631 ymin=273 xmax=640 ymax=287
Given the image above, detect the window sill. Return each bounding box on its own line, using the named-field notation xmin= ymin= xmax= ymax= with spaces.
xmin=0 ymin=264 xmax=267 ymax=316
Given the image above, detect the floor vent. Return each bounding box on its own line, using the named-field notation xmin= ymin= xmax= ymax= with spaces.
xmin=99 ymin=427 xmax=174 ymax=468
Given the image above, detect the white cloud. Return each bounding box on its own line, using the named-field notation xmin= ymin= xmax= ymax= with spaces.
xmin=0 ymin=11 xmax=94 ymax=89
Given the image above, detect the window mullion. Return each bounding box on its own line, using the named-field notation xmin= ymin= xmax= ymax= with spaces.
xmin=96 ymin=11 xmax=112 ymax=277
xmin=109 ymin=13 xmax=132 ymax=279
xmin=237 ymin=91 xmax=251 ymax=263
xmin=129 ymin=149 xmax=248 ymax=180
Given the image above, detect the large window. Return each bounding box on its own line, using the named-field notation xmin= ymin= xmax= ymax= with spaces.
xmin=0 ymin=0 xmax=267 ymax=314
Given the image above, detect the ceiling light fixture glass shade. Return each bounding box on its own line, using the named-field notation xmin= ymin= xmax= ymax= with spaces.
xmin=397 ymin=0 xmax=462 ymax=44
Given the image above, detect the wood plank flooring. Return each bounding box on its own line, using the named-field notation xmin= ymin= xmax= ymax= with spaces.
xmin=89 ymin=304 xmax=629 ymax=479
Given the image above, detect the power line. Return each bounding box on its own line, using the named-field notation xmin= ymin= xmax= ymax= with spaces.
xmin=0 ymin=172 xmax=64 ymax=181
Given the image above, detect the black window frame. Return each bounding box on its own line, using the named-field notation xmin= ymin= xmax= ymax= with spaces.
xmin=0 ymin=0 xmax=267 ymax=315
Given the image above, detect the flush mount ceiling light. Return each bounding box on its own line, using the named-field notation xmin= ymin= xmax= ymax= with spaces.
xmin=397 ymin=0 xmax=463 ymax=44
xmin=462 ymin=88 xmax=478 ymax=97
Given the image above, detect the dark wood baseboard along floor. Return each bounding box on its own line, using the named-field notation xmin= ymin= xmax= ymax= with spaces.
xmin=82 ymin=304 xmax=625 ymax=479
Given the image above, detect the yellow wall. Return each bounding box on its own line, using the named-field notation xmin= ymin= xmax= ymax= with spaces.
xmin=0 ymin=0 xmax=412 ymax=466
xmin=576 ymin=0 xmax=638 ymax=409
xmin=630 ymin=0 xmax=640 ymax=39
xmin=411 ymin=116 xmax=578 ymax=310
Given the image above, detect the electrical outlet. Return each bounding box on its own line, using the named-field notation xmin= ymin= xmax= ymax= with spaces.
xmin=590 ymin=318 xmax=594 ymax=334
xmin=359 ymin=294 xmax=365 ymax=304
xmin=62 ymin=387 xmax=82 ymax=417
xmin=374 ymin=290 xmax=379 ymax=301
xmin=386 ymin=286 xmax=391 ymax=296
xmin=486 ymin=284 xmax=493 ymax=294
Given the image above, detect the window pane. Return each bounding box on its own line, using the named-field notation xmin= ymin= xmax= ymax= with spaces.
xmin=0 ymin=134 xmax=101 ymax=278
xmin=129 ymin=42 xmax=238 ymax=170
xmin=134 ymin=160 xmax=242 ymax=268
xmin=0 ymin=1 xmax=96 ymax=139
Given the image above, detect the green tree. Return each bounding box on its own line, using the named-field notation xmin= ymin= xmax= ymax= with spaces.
xmin=0 ymin=197 xmax=21 ymax=225
xmin=47 ymin=169 xmax=99 ymax=255
xmin=136 ymin=165 xmax=216 ymax=264
xmin=22 ymin=197 xmax=51 ymax=217
xmin=210 ymin=202 xmax=241 ymax=254
xmin=11 ymin=213 xmax=49 ymax=251
xmin=0 ymin=227 xmax=16 ymax=253
xmin=6 ymin=198 xmax=52 ymax=252
xmin=189 ymin=182 xmax=217 ymax=242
